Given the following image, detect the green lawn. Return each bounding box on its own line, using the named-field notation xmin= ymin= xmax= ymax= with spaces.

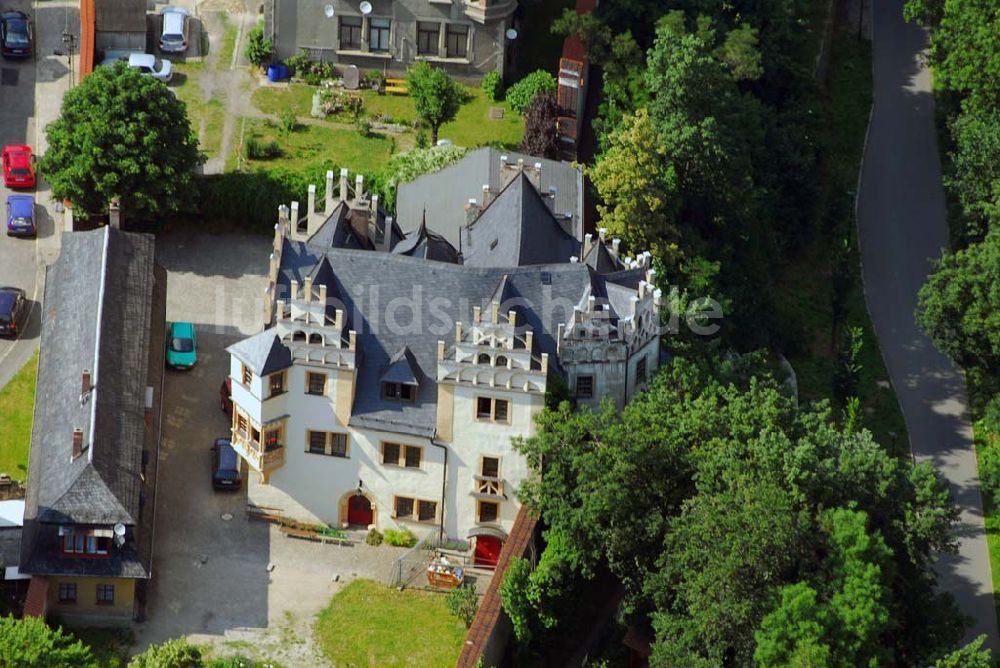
xmin=0 ymin=351 xmax=37 ymax=481
xmin=773 ymin=31 xmax=907 ymax=449
xmin=173 ymin=63 xmax=227 ymax=159
xmin=217 ymin=15 xmax=238 ymax=67
xmin=241 ymin=118 xmax=394 ymax=175
xmin=315 ymin=579 xmax=466 ymax=667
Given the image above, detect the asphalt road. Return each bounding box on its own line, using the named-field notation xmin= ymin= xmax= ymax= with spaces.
xmin=0 ymin=0 xmax=41 ymax=391
xmin=856 ymin=0 xmax=999 ymax=650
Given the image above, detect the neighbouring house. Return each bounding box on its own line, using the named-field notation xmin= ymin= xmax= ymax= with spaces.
xmin=19 ymin=227 xmax=167 ymax=622
xmin=79 ymin=0 xmax=149 ymax=79
xmin=556 ymin=0 xmax=598 ymax=160
xmin=395 ymin=148 xmax=585 ymax=248
xmin=226 ymin=166 xmax=660 ymax=566
xmin=263 ymin=0 xmax=517 ymax=79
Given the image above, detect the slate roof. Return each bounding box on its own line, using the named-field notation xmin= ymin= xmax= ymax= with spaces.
xmin=396 ymin=147 xmax=584 ymax=248
xmin=583 ymin=240 xmax=624 ymax=274
xmin=20 ymin=227 xmax=165 ymax=579
xmin=305 ymin=201 xmax=404 ymax=251
xmin=392 ymin=217 xmax=460 ymax=264
xmin=381 ymin=346 xmax=423 ymax=385
xmin=228 ymin=328 xmax=293 ymax=376
xmin=274 ymin=242 xmax=621 ymax=437
xmin=462 ymin=173 xmax=581 ymax=268
xmin=95 ymin=0 xmax=147 ymax=32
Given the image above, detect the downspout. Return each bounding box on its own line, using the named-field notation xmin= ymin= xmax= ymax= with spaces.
xmin=430 ymin=433 xmax=448 ymax=546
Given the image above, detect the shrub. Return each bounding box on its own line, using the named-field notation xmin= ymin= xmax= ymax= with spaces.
xmin=0 ymin=615 xmax=96 ymax=667
xmin=128 ymin=638 xmax=202 ymax=668
xmin=244 ymin=135 xmax=281 ymax=160
xmin=364 ymin=69 xmax=385 ymax=89
xmin=279 ymin=108 xmax=298 ymax=134
xmin=344 ymin=94 xmax=364 ymax=117
xmin=446 ymin=584 xmax=480 ymax=628
xmin=415 ymin=130 xmax=429 ymax=149
xmin=505 ymin=70 xmax=557 ymax=114
xmin=356 ymin=116 xmax=373 ymax=138
xmin=520 ymin=91 xmax=558 ymax=159
xmin=383 ymin=527 xmax=418 ymax=547
xmin=244 ymin=24 xmax=272 ymax=68
xmin=196 ymin=166 xmax=325 ymax=230
xmin=481 ymin=70 xmax=502 ymax=101
xmin=318 ymin=526 xmax=348 ymax=540
xmin=366 ymin=528 xmax=384 ymax=546
xmin=285 ymin=49 xmax=310 ymax=77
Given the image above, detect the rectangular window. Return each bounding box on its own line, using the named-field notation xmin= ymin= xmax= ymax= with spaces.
xmin=339 ymin=16 xmax=362 ymax=50
xmin=575 ymin=375 xmax=594 ymax=399
xmin=382 ymin=382 xmax=416 ymax=401
xmin=308 ymin=430 xmax=327 ymax=454
xmin=241 ymin=364 xmax=252 ymax=386
xmin=418 ymin=500 xmax=437 ymax=522
xmin=57 ymin=583 xmax=77 ymax=603
xmin=307 ymin=372 xmax=326 ymax=396
xmin=636 ymin=356 xmax=647 ymax=383
xmin=237 ymin=412 xmax=248 ymax=435
xmin=446 ymin=24 xmax=468 ymax=58
xmin=417 ymin=22 xmax=438 ymax=55
xmin=330 ymin=433 xmax=348 ymax=457
xmin=370 ymin=18 xmax=391 ymax=52
xmin=269 ymin=371 xmax=286 ymax=396
xmin=481 ymin=456 xmax=500 ymax=479
xmin=476 ymin=397 xmax=510 ymax=422
xmin=96 ymin=584 xmax=115 ymax=605
xmin=395 ymin=496 xmax=414 ymax=519
xmin=478 ymin=501 xmax=499 ymax=523
xmin=404 ymin=445 xmax=422 ymax=468
xmin=382 ymin=442 xmax=401 ymax=466
xmin=265 ymin=427 xmax=281 ymax=448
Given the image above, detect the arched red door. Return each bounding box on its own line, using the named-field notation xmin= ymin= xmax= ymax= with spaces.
xmin=348 ymin=495 xmax=373 ymax=526
xmin=474 ymin=536 xmax=503 ymax=568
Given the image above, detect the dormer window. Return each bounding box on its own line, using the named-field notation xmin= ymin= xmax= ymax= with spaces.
xmin=60 ymin=528 xmax=112 ymax=556
xmin=382 ymin=382 xmax=416 ymax=401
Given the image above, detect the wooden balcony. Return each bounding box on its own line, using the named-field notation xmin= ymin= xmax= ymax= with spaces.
xmin=231 ymin=430 xmax=286 ymax=481
xmin=473 ymin=475 xmax=505 ymax=499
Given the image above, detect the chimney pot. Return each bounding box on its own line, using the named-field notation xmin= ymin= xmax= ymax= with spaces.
xmin=455 ymin=321 xmax=462 ymax=345
xmin=473 ymin=305 xmax=481 ymax=322
xmin=325 ymin=170 xmax=335 ymax=208
xmin=109 ymin=198 xmax=122 ymax=229
xmin=355 ymin=174 xmax=364 ymax=201
xmin=611 ymin=239 xmax=621 ymax=258
xmin=307 ymin=184 xmax=317 ymax=212
xmin=482 ymin=184 xmax=490 ymax=206
xmin=598 ymin=227 xmax=607 ymax=241
xmin=570 ymin=256 xmax=578 ymax=263
xmin=81 ymin=369 xmax=91 ymax=396
xmin=339 ymin=168 xmax=349 ymax=201
xmin=72 ymin=428 xmax=84 ymax=459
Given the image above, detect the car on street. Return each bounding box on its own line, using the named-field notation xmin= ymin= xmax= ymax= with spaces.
xmin=0 ymin=11 xmax=32 ymax=58
xmin=167 ymin=322 xmax=197 ymax=368
xmin=0 ymin=287 xmax=27 ymax=338
xmin=2 ymin=145 xmax=35 ymax=188
xmin=211 ymin=438 xmax=242 ymax=491
xmin=220 ymin=377 xmax=232 ymax=418
xmin=159 ymin=7 xmax=190 ymax=54
xmin=127 ymin=53 xmax=172 ymax=82
xmin=6 ymin=194 xmax=34 ymax=237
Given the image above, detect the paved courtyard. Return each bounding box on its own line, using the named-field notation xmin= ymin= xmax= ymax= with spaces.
xmin=136 ymin=230 xmax=410 ymax=663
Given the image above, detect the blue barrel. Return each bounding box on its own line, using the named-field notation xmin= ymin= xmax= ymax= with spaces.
xmin=277 ymin=63 xmax=288 ymax=80
xmin=267 ymin=64 xmax=281 ymax=82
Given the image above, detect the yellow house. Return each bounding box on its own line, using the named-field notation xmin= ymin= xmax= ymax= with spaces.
xmin=19 ymin=227 xmax=166 ymax=622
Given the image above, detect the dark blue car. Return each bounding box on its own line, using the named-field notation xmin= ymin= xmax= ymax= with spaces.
xmin=6 ymin=194 xmax=34 ymax=237
xmin=0 ymin=287 xmax=26 ymax=338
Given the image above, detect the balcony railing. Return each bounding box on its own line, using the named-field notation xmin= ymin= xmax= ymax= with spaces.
xmin=473 ymin=475 xmax=505 ymax=498
xmin=232 ymin=430 xmax=286 ymax=474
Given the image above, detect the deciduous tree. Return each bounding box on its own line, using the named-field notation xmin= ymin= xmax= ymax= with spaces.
xmin=407 ymin=62 xmax=464 ymax=145
xmin=520 ymin=91 xmax=558 ymax=160
xmin=0 ymin=616 xmax=96 ymax=668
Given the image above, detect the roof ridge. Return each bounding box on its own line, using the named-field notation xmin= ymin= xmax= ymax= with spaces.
xmin=87 ymin=226 xmax=112 ymax=465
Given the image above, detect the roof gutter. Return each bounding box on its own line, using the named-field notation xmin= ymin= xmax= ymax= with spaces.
xmin=429 ymin=433 xmax=448 ymax=546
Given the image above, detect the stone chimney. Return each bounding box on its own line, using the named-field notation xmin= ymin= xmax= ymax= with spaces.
xmin=583 ymin=233 xmax=593 ymax=258
xmin=290 ymin=201 xmax=300 ymax=234
xmin=339 ymin=168 xmax=349 ymax=202
xmin=81 ymin=369 xmax=91 ymax=397
xmin=305 ymin=184 xmax=319 ymax=238
xmin=325 ymin=170 xmax=335 ymax=211
xmin=72 ymin=428 xmax=84 ymax=459
xmin=611 ymin=238 xmax=621 ymax=260
xmin=109 ymin=197 xmax=121 ymax=229
xmin=526 ymin=161 xmax=542 ymax=189
xmin=482 ymin=184 xmax=491 ymax=207
xmin=380 ymin=216 xmax=394 ymax=252
xmin=464 ymin=198 xmax=480 ymax=225
xmin=354 ymin=174 xmax=365 ymax=205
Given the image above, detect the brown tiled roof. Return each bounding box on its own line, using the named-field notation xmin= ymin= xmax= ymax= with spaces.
xmin=457 ymin=506 xmax=538 ymax=667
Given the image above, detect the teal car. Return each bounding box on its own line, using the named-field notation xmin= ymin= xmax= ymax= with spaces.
xmin=167 ymin=322 xmax=197 ymax=369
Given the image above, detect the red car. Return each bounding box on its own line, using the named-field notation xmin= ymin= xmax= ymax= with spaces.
xmin=2 ymin=145 xmax=35 ymax=188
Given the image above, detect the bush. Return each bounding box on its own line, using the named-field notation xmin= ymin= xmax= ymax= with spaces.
xmin=366 ymin=528 xmax=384 ymax=546
xmin=244 ymin=24 xmax=272 ymax=68
xmin=285 ymin=49 xmax=310 ymax=77
xmin=481 ymin=71 xmax=503 ymax=101
xmin=0 ymin=615 xmax=96 ymax=667
xmin=302 ymin=60 xmax=337 ymax=85
xmin=520 ymin=91 xmax=558 ymax=159
xmin=318 ymin=526 xmax=348 ymax=540
xmin=279 ymin=108 xmax=298 ymax=134
xmin=244 ymin=135 xmax=281 ymax=160
xmin=415 ymin=130 xmax=429 ymax=149
xmin=978 ymin=395 xmax=1000 ymax=508
xmin=344 ymin=94 xmax=364 ymax=117
xmin=356 ymin=116 xmax=373 ymax=138
xmin=364 ymin=69 xmax=385 ymax=89
xmin=128 ymin=638 xmax=202 ymax=668
xmin=446 ymin=584 xmax=480 ymax=628
xmin=505 ymin=70 xmax=557 ymax=114
xmin=383 ymin=527 xmax=418 ymax=547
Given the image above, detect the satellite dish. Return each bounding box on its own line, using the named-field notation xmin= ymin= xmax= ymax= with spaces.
xmin=113 ymin=523 xmax=126 ymax=547
xmin=505 ymin=28 xmax=518 ymax=40
xmin=359 ymin=1 xmax=373 ymax=15
xmin=324 ymin=4 xmax=335 ymax=18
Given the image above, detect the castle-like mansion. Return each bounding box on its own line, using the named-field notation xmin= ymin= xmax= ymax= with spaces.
xmin=226 ymin=158 xmax=661 ymax=565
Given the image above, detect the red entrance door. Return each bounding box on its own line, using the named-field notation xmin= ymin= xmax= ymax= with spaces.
xmin=348 ymin=495 xmax=373 ymax=526
xmin=474 ymin=536 xmax=503 ymax=568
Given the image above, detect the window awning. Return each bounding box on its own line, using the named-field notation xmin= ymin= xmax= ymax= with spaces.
xmin=467 ymin=526 xmax=508 ymax=540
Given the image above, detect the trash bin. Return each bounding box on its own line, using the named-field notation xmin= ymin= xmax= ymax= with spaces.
xmin=267 ymin=63 xmax=287 ymax=82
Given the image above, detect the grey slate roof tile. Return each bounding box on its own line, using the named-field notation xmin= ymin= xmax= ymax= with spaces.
xmin=227 ymin=328 xmax=293 ymax=376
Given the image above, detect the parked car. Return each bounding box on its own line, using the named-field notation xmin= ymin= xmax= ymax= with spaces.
xmin=0 ymin=11 xmax=32 ymax=58
xmin=211 ymin=438 xmax=242 ymax=491
xmin=127 ymin=53 xmax=172 ymax=82
xmin=2 ymin=145 xmax=35 ymax=188
xmin=220 ymin=377 xmax=232 ymax=418
xmin=6 ymin=195 xmax=34 ymax=237
xmin=0 ymin=287 xmax=27 ymax=338
xmin=166 ymin=322 xmax=197 ymax=368
xmin=159 ymin=7 xmax=190 ymax=53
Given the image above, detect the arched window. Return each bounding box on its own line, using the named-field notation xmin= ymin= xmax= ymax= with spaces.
xmin=477 ymin=353 xmax=491 ymax=365
xmin=309 ymin=333 xmax=323 ymax=345
xmin=292 ymin=331 xmax=307 ymax=342
xmin=495 ymin=355 xmax=508 ymax=368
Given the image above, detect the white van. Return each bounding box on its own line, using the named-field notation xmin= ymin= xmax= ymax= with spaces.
xmin=159 ymin=7 xmax=189 ymax=54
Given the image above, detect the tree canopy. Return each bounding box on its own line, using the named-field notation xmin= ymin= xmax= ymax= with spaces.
xmin=0 ymin=616 xmax=96 ymax=668
xmin=406 ymin=62 xmax=464 ymax=145
xmin=39 ymin=62 xmax=203 ymax=222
